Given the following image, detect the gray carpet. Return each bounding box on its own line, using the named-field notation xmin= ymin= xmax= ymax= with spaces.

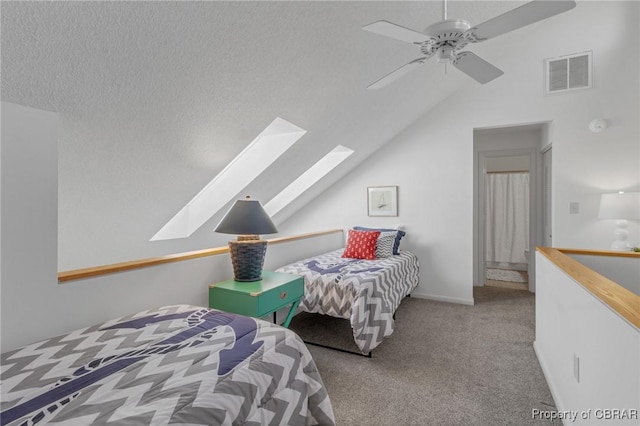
xmin=290 ymin=287 xmax=561 ymax=426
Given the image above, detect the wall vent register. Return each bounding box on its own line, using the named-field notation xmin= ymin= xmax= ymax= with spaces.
xmin=544 ymin=51 xmax=592 ymax=94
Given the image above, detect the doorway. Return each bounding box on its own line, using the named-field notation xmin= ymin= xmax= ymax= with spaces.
xmin=484 ymin=157 xmax=530 ymax=290
xmin=473 ymin=123 xmax=548 ymax=292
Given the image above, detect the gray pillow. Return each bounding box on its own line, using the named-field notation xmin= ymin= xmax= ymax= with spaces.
xmin=354 ymin=226 xmax=406 ymax=254
xmin=375 ymin=232 xmax=396 ymax=258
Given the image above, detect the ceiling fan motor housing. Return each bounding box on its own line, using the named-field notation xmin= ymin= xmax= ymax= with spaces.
xmin=420 ymin=19 xmax=473 ymax=60
xmin=362 ymin=0 xmax=576 ymax=88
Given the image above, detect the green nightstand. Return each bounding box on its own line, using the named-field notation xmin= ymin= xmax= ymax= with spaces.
xmin=208 ymin=271 xmax=304 ymax=328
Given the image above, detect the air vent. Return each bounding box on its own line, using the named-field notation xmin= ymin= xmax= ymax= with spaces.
xmin=544 ymin=51 xmax=592 ymax=94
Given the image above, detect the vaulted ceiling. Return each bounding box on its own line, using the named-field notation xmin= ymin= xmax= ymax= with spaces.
xmin=3 ymin=0 xmax=565 ymax=268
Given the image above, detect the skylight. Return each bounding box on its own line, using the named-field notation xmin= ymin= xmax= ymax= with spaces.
xmin=264 ymin=145 xmax=354 ymax=217
xmin=151 ymin=117 xmax=306 ymax=241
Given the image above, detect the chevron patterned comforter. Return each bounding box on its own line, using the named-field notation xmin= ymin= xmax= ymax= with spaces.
xmin=0 ymin=305 xmax=335 ymax=426
xmin=276 ymin=249 xmax=420 ymax=354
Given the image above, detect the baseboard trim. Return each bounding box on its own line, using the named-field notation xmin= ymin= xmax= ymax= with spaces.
xmin=533 ymin=340 xmax=567 ymax=425
xmin=410 ymin=292 xmax=475 ymax=306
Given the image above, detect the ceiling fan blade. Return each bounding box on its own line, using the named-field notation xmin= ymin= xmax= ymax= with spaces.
xmin=362 ymin=20 xmax=429 ymax=44
xmin=470 ymin=0 xmax=576 ymax=41
xmin=453 ymin=52 xmax=504 ymax=84
xmin=367 ymin=58 xmax=427 ymax=90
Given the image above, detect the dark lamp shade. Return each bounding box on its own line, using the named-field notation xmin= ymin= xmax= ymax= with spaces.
xmin=215 ymin=198 xmax=278 ymax=236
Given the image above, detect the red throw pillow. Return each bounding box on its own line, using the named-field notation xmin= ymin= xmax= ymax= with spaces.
xmin=342 ymin=229 xmax=381 ymax=260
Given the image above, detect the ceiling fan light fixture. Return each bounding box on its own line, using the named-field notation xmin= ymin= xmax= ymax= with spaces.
xmin=436 ymin=46 xmax=455 ymax=64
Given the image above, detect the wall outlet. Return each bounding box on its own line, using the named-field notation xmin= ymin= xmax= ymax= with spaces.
xmin=569 ymin=202 xmax=580 ymax=214
xmin=573 ymin=353 xmax=580 ymax=383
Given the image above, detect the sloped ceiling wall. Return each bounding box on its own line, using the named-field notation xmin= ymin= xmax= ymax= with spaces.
xmin=274 ymin=1 xmax=639 ymax=303
xmin=2 ymin=1 xmax=560 ymax=270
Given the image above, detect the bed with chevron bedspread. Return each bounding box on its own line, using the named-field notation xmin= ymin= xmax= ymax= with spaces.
xmin=0 ymin=305 xmax=335 ymax=426
xmin=275 ymin=249 xmax=420 ymax=355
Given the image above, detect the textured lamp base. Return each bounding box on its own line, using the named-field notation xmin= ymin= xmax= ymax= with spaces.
xmin=228 ymin=238 xmax=268 ymax=282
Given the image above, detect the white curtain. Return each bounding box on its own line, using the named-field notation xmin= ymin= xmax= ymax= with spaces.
xmin=485 ymin=172 xmax=529 ymax=264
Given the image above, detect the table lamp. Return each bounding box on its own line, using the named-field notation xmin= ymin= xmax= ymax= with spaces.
xmin=215 ymin=196 xmax=278 ymax=281
xmin=598 ymin=191 xmax=640 ymax=250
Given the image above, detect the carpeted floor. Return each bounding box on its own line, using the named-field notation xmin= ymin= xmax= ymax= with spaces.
xmin=290 ymin=287 xmax=561 ymax=426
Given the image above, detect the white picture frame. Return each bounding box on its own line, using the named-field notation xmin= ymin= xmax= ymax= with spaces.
xmin=367 ymin=186 xmax=398 ymax=217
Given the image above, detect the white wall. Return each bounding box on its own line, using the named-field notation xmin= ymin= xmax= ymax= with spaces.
xmin=1 ymin=102 xmax=59 ymax=353
xmin=484 ymin=155 xmax=530 ymax=172
xmin=277 ymin=1 xmax=640 ymax=304
xmin=475 ymin=128 xmax=543 ymax=157
xmin=569 ymin=254 xmax=640 ymax=296
xmin=535 ymin=252 xmax=639 ymax=425
xmin=549 ymin=2 xmax=640 ymax=249
xmin=2 ymin=218 xmax=341 ymax=353
xmin=0 ymin=100 xmax=344 ymax=351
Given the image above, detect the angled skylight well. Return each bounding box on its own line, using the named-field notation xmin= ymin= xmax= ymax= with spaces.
xmin=151 ymin=117 xmax=306 ymax=241
xmin=264 ymin=145 xmax=354 ymax=217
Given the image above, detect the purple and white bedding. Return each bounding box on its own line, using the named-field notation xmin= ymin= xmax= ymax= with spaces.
xmin=1 ymin=305 xmax=334 ymax=426
xmin=276 ymin=249 xmax=420 ymax=354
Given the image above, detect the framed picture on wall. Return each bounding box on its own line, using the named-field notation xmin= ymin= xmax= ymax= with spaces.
xmin=367 ymin=186 xmax=398 ymax=217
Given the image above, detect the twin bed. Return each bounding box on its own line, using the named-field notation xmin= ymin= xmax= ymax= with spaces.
xmin=1 ymin=229 xmax=419 ymax=424
xmin=277 ymin=247 xmax=419 ymax=356
xmin=1 ymin=305 xmax=334 ymax=426
xmin=277 ymin=228 xmax=420 ymax=356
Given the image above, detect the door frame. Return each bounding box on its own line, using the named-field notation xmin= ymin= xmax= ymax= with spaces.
xmin=541 ymin=145 xmax=553 ymax=248
xmin=473 ymin=127 xmax=547 ymax=292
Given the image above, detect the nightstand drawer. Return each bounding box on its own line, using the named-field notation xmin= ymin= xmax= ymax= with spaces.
xmin=256 ymin=277 xmax=303 ymax=317
xmin=208 ymin=271 xmax=304 ymax=328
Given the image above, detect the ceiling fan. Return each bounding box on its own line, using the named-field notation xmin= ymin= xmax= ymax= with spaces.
xmin=362 ymin=0 xmax=576 ymax=89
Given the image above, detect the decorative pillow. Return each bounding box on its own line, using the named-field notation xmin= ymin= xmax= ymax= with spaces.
xmin=375 ymin=231 xmax=396 ymax=258
xmin=342 ymin=229 xmax=381 ymax=260
xmin=353 ymin=226 xmax=406 ymax=254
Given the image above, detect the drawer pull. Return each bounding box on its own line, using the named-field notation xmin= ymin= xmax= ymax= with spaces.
xmin=279 ymin=291 xmax=287 ymax=300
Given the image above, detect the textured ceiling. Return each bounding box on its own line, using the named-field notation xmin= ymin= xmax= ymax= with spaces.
xmin=2 ymin=0 xmax=553 ymax=267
